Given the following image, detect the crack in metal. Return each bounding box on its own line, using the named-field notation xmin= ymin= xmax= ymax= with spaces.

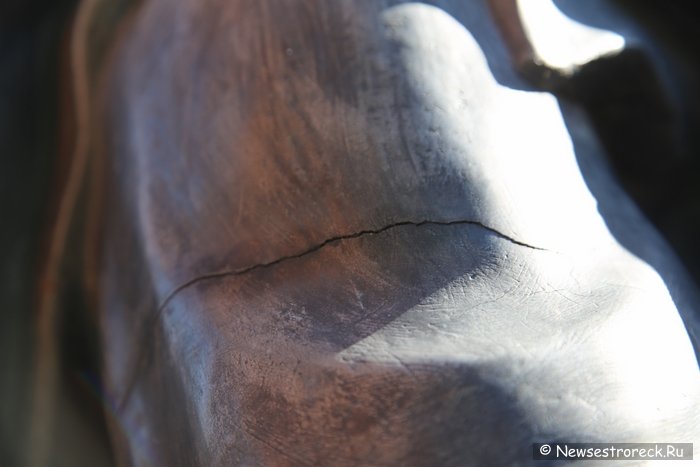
xmin=116 ymin=218 xmax=546 ymax=412
xmin=156 ymin=219 xmax=547 ymax=313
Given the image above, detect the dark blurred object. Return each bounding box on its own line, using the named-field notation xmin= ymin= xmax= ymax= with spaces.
xmin=614 ymin=0 xmax=700 ymax=283
xmin=1 ymin=2 xmax=68 ymax=464
xmin=557 ymin=0 xmax=700 ymax=283
xmin=0 ymin=1 xmax=104 ymax=465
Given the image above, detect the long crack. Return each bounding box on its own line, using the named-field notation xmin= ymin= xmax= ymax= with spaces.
xmin=156 ymin=219 xmax=547 ymax=313
xmin=116 ymin=218 xmax=547 ymax=412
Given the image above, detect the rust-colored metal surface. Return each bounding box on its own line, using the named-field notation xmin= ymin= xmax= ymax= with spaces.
xmin=3 ymin=1 xmax=700 ymax=465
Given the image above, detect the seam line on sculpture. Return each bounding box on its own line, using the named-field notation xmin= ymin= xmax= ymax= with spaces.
xmin=156 ymin=219 xmax=547 ymax=313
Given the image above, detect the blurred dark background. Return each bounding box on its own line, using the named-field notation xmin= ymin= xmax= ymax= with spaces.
xmin=555 ymin=0 xmax=700 ymax=281
xmin=1 ymin=0 xmax=83 ymax=465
